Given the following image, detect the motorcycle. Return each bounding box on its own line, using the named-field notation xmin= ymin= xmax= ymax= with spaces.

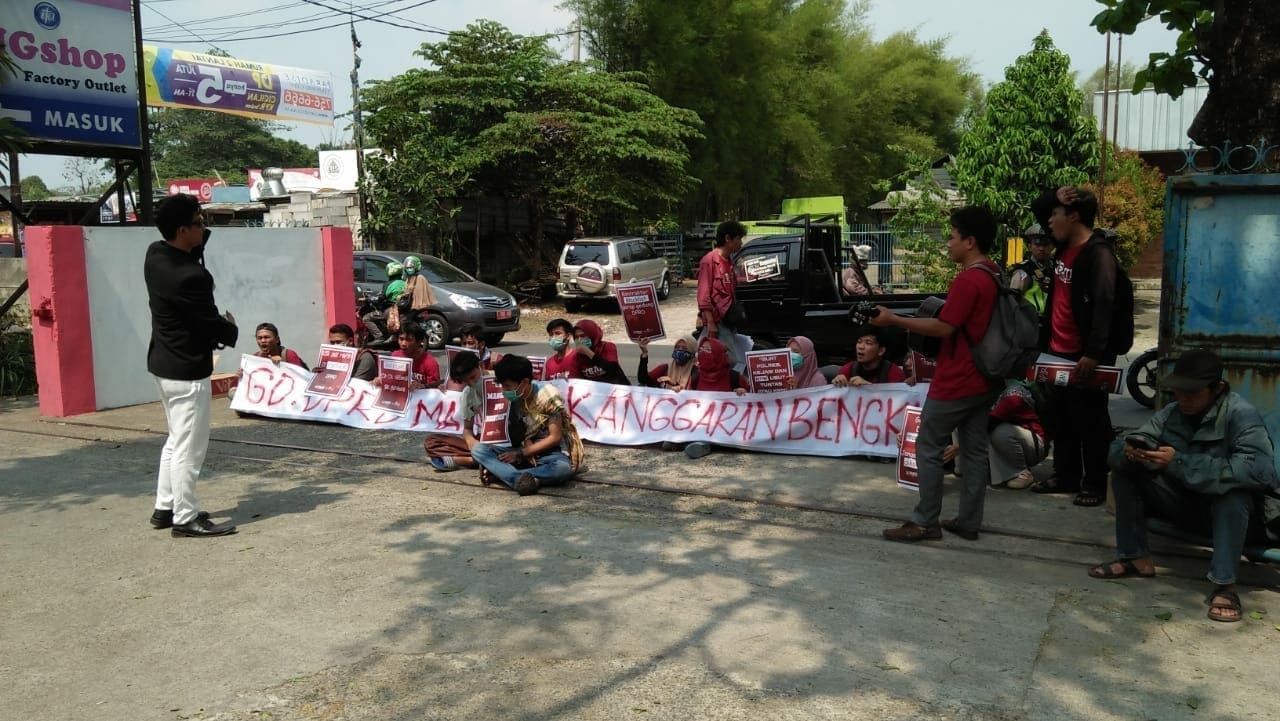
xmin=356 ymin=290 xmax=400 ymax=352
xmin=1126 ymin=347 xmax=1159 ymax=408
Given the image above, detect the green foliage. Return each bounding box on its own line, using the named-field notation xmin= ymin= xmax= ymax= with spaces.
xmin=1087 ymin=148 xmax=1165 ymax=269
xmin=1091 ymin=0 xmax=1212 ymax=98
xmin=0 ymin=313 xmax=37 ymax=398
xmin=149 ymin=108 xmax=317 ymax=185
xmin=361 ymin=21 xmax=702 ymax=269
xmin=953 ymin=31 xmax=1097 ymax=232
xmin=564 ymin=0 xmax=979 ymax=221
xmin=882 ymin=150 xmax=958 ymax=292
xmin=1079 ymin=61 xmax=1140 ymax=107
xmin=19 ymin=175 xmax=52 ymax=201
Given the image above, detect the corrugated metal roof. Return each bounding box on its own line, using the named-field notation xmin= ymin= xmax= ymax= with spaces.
xmin=1092 ymin=85 xmax=1209 ymax=152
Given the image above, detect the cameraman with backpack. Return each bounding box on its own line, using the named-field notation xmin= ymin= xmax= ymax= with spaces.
xmin=1030 ymin=186 xmax=1135 ymax=508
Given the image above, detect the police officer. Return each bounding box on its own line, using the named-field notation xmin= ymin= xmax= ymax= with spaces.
xmin=1009 ymin=223 xmax=1054 ymax=313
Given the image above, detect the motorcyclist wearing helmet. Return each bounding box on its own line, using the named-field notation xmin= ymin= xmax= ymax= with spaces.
xmin=362 ymin=261 xmax=407 ymax=342
xmin=1009 ymin=224 xmax=1054 ymax=314
xmin=383 ymin=261 xmax=406 ymax=303
xmin=399 ymin=255 xmax=439 ymax=314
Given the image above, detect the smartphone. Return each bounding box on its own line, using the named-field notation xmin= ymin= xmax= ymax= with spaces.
xmin=1124 ymin=433 xmax=1159 ymax=451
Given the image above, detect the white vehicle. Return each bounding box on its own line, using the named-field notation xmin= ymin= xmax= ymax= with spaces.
xmin=556 ymin=236 xmax=671 ymax=311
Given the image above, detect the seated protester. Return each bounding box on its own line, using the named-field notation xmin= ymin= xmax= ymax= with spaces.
xmin=784 ymin=336 xmax=828 ymax=389
xmin=252 ymin=322 xmax=309 ymax=370
xmin=458 ymin=322 xmax=501 ymax=372
xmin=469 ymin=355 xmax=586 ymax=496
xmin=636 ymin=334 xmax=698 ymax=391
xmin=543 ymin=318 xmax=577 ymax=380
xmin=425 ymin=350 xmax=482 ymax=472
xmin=572 ymin=319 xmax=630 ymax=385
xmin=988 ymin=380 xmax=1052 ymax=489
xmin=832 ymin=326 xmax=907 ymax=387
xmin=373 ymin=322 xmax=441 ymax=390
xmin=1089 ymin=350 xmax=1279 ymax=623
xmin=680 ymin=338 xmax=748 ymax=460
xmin=325 ymin=323 xmax=378 ymax=382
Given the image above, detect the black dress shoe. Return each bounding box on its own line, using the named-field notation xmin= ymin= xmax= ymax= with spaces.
xmin=171 ymin=517 xmax=237 ymax=537
xmin=150 ymin=509 xmax=210 ymax=529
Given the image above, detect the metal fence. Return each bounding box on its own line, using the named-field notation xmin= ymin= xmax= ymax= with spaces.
xmin=647 ymin=233 xmax=687 ymax=283
xmin=844 ymin=223 xmax=926 ymax=289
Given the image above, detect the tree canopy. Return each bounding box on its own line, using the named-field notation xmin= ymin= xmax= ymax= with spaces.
xmin=1092 ymin=0 xmax=1280 ymax=146
xmin=563 ymin=0 xmax=979 ymax=221
xmin=952 ymin=31 xmax=1097 ymax=232
xmin=149 ymin=108 xmax=317 ymax=184
xmin=19 ymin=176 xmax=52 ymax=201
xmin=361 ymin=20 xmax=703 ymax=269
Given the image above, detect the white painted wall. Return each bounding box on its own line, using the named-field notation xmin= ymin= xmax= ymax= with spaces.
xmin=84 ymin=227 xmax=328 ymax=409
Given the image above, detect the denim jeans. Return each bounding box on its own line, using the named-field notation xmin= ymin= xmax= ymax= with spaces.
xmin=1111 ymin=467 xmax=1264 ymax=585
xmin=912 ymin=388 xmax=1002 ymax=531
xmin=471 ymin=444 xmax=573 ymax=490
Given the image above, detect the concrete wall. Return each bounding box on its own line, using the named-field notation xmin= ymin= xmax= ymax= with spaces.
xmin=82 ymin=227 xmax=328 ymax=409
xmin=267 ymin=191 xmax=367 ymax=249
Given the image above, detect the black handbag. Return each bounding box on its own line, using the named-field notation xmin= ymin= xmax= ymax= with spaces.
xmin=723 ymin=301 xmax=747 ymax=327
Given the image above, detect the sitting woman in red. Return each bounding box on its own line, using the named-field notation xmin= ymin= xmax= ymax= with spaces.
xmin=676 ymin=338 xmax=748 ymax=460
xmin=636 ymin=334 xmax=698 ymax=391
xmin=571 ymin=319 xmax=630 ymax=385
xmin=253 ymin=322 xmax=309 ymax=370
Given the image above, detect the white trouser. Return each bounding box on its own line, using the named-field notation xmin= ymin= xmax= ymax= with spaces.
xmin=154 ymin=377 xmax=212 ymax=525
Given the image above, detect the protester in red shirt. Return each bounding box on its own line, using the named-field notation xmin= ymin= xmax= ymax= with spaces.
xmin=697 ymin=221 xmax=746 ymax=370
xmin=832 ymin=326 xmax=908 ymax=387
xmin=377 ymin=322 xmax=440 ymax=390
xmin=252 ymin=322 xmax=309 ymax=370
xmin=572 ymin=319 xmax=630 ymax=385
xmin=543 ymin=318 xmax=578 ymax=380
xmin=870 ymin=205 xmax=1003 ymax=542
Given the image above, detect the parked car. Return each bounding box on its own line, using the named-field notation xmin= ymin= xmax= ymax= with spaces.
xmin=730 ymin=222 xmax=942 ymax=365
xmin=353 ymin=251 xmax=520 ymax=349
xmin=556 ymin=236 xmax=671 ymax=312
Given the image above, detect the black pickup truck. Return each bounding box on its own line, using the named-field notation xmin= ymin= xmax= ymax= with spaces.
xmin=729 ymin=219 xmax=943 ymax=366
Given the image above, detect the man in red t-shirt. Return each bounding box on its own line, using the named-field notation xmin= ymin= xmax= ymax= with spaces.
xmin=832 ymin=325 xmax=908 ymax=387
xmin=697 ymin=221 xmax=746 ymax=370
xmin=542 ymin=318 xmax=578 ymax=380
xmin=1030 ymin=186 xmax=1126 ymax=508
xmin=388 ymin=322 xmax=441 ymax=390
xmin=870 ymin=206 xmax=1003 ymax=542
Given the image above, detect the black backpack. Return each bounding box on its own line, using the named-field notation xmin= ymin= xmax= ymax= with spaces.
xmin=963 ymin=265 xmax=1042 ymax=380
xmin=1107 ymin=258 xmax=1136 ymax=356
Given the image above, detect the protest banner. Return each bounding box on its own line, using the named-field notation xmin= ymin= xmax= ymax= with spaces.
xmin=230 ymin=356 xmax=924 ymax=457
xmin=306 ymin=344 xmax=358 ymax=398
xmin=896 ymin=406 xmax=923 ymax=491
xmin=374 ymin=356 xmax=413 ymax=415
xmin=1030 ymin=354 xmax=1124 ymax=394
xmin=744 ymin=349 xmax=793 ymax=393
xmin=616 ymin=282 xmax=666 ymax=341
xmin=742 ymin=255 xmax=783 ymax=282
xmin=906 ymin=352 xmax=936 ymax=383
xmin=479 ymin=378 xmax=511 ymax=445
xmin=529 ymin=356 xmax=548 ymax=381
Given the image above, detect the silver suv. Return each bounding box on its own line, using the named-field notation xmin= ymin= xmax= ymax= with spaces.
xmin=556 ymin=236 xmax=671 ymax=310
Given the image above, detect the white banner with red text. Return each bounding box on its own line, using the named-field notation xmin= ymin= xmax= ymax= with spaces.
xmin=229 ymin=355 xmax=926 ymax=458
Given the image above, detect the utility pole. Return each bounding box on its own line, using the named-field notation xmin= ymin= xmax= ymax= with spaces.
xmin=7 ymin=151 xmax=21 ymax=257
xmin=350 ymin=20 xmax=371 ymax=248
xmin=573 ymin=18 xmax=582 ymax=62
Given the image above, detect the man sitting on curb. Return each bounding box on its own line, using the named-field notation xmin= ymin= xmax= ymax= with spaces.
xmin=1089 ymin=349 xmax=1279 ymax=623
xmin=470 ymin=355 xmax=586 ymax=496
xmin=832 ymin=325 xmax=908 ymax=387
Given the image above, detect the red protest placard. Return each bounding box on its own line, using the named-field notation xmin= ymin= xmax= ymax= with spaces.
xmin=480 ymin=377 xmax=512 ymax=445
xmin=374 ymin=355 xmax=413 ymax=415
xmin=906 ymin=351 xmax=937 ymax=383
xmin=305 ymin=344 xmax=358 ymax=398
xmin=1029 ymin=361 xmax=1124 ymax=394
xmin=528 ymin=355 xmax=547 ymax=381
xmin=896 ymin=406 xmax=923 ymax=491
xmin=615 ymin=281 xmax=666 ymax=341
xmin=744 ymin=348 xmax=793 ymax=393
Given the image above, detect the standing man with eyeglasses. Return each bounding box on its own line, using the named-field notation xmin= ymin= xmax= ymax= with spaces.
xmin=144 ymin=193 xmax=240 ymax=537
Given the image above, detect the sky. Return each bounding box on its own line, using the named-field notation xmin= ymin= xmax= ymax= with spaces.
xmin=17 ymin=0 xmax=1181 ymax=189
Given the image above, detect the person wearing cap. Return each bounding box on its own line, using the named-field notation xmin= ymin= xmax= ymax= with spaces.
xmin=1090 ymin=349 xmax=1279 ymax=623
xmin=1008 ymin=224 xmax=1054 ymax=313
xmin=841 ymin=244 xmax=877 ymax=297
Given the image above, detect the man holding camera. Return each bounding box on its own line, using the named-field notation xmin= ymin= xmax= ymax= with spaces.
xmin=144 ymin=194 xmax=240 ymax=537
xmin=1090 ymin=349 xmax=1278 ymax=622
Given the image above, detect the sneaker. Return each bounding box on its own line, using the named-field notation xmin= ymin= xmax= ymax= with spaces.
xmin=515 ymin=472 xmax=541 ymax=497
xmin=429 ymin=456 xmax=458 ymax=472
xmin=882 ymin=522 xmax=942 ymax=543
xmin=685 ymin=442 xmax=712 ymax=459
xmin=1005 ymin=469 xmax=1035 ymax=490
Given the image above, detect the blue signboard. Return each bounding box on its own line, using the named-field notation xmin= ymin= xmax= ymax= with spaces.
xmin=0 ymin=0 xmax=141 ymax=148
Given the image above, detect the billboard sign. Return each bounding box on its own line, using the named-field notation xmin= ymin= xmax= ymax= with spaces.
xmin=0 ymin=0 xmax=141 ymax=147
xmin=142 ymin=45 xmax=334 ymax=126
xmin=165 ymin=178 xmax=219 ymax=203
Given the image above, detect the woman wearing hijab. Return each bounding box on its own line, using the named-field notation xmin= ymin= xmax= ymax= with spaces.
xmin=680 ymin=337 xmax=748 ymax=459
xmin=252 ymin=322 xmax=309 ymax=370
xmin=571 ymin=319 xmax=630 ymax=385
xmin=785 ymin=336 xmax=827 ymax=389
xmin=636 ymin=334 xmax=698 ymax=391
xmin=400 ymin=255 xmax=439 ymax=315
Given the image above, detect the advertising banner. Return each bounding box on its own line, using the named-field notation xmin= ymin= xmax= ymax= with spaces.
xmin=165 ymin=178 xmax=220 ymax=203
xmin=744 ymin=348 xmax=793 ymax=393
xmin=142 ymin=45 xmax=334 ymax=126
xmin=615 ymin=281 xmax=665 ymax=341
xmin=0 ymin=0 xmax=141 ymax=147
xmin=230 ymin=356 xmax=927 ymax=458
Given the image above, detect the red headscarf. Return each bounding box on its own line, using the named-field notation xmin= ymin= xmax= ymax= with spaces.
xmin=693 ymin=337 xmax=732 ymax=391
xmin=790 ymin=336 xmax=827 ymax=388
xmin=572 ymin=319 xmax=619 ymax=362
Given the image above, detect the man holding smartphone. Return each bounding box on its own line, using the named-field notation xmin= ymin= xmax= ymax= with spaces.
xmin=1089 ymin=349 xmax=1278 ymax=623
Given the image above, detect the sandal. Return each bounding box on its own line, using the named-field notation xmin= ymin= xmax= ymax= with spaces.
xmin=1032 ymin=477 xmax=1080 ymax=495
xmin=479 ymin=467 xmax=495 ymax=486
xmin=1073 ymin=491 xmax=1105 ymax=507
xmin=1088 ymin=559 xmax=1155 ymax=579
xmin=1205 ymin=586 xmax=1242 ymax=623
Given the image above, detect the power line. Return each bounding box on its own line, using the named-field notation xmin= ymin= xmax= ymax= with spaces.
xmin=298 ymin=0 xmax=441 ymax=34
xmin=143 ymin=1 xmax=440 ymax=42
xmin=146 ymin=2 xmax=220 ymax=48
